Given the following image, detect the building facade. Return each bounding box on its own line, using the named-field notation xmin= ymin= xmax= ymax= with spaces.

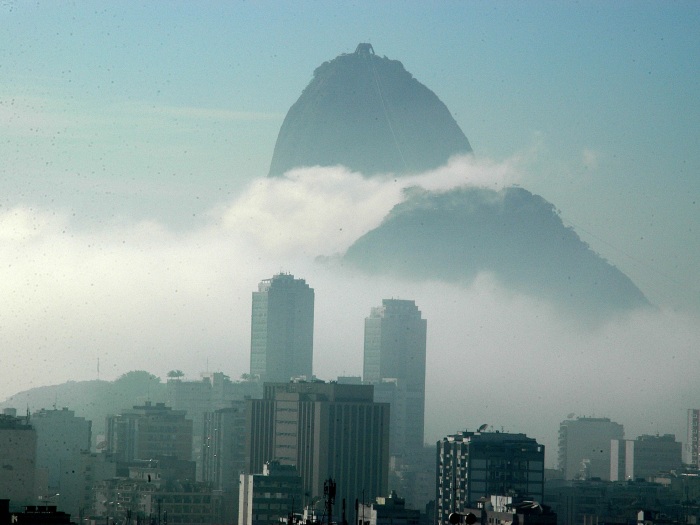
xmin=245 ymin=381 xmax=390 ymax=511
xmin=106 ymin=402 xmax=193 ymax=463
xmin=32 ymin=407 xmax=92 ymax=491
xmin=558 ymin=417 xmax=624 ymax=480
xmin=544 ymin=478 xmax=679 ymax=525
xmin=167 ymin=373 xmax=261 ymax=480
xmin=0 ymin=410 xmax=37 ymax=506
xmin=364 ymin=299 xmax=427 ymax=457
xmin=687 ymin=409 xmax=700 ymax=467
xmin=462 ymin=495 xmax=557 ymax=525
xmin=436 ymin=429 xmax=545 ymax=525
xmin=610 ymin=434 xmax=682 ymax=481
xmin=250 ymin=274 xmax=315 ymax=382
xmin=238 ymin=461 xmax=302 ymax=525
xmin=356 ymin=491 xmax=421 ymax=525
xmin=57 ymin=450 xmax=117 ymax=519
xmin=202 ymin=402 xmax=248 ymax=523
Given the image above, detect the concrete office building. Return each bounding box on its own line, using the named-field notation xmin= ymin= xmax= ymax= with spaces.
xmin=558 ymin=417 xmax=624 ymax=480
xmin=436 ymin=429 xmax=545 ymax=525
xmin=250 ymin=274 xmax=315 ymax=382
xmin=32 ymin=407 xmax=92 ymax=490
xmin=356 ymin=491 xmax=421 ymax=525
xmin=364 ymin=299 xmax=427 ymax=457
xmin=203 ymin=402 xmax=248 ymax=490
xmin=610 ymin=434 xmax=682 ymax=481
xmin=57 ymin=450 xmax=116 ymax=519
xmin=238 ymin=461 xmax=302 ymax=525
xmin=462 ymin=495 xmax=557 ymax=525
xmin=245 ymin=381 xmax=390 ymax=511
xmin=94 ymin=466 xmax=222 ymax=525
xmin=106 ymin=402 xmax=193 ymax=463
xmin=167 ymin=372 xmax=261 ymax=480
xmin=0 ymin=409 xmax=37 ymax=506
xmin=687 ymin=409 xmax=700 ymax=466
xmin=202 ymin=402 xmax=248 ymax=524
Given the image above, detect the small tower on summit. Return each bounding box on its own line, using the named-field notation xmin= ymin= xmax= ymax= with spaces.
xmin=355 ymin=42 xmax=374 ymax=55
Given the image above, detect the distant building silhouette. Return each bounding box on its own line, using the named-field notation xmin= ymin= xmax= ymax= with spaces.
xmin=58 ymin=450 xmax=116 ymax=519
xmin=167 ymin=372 xmax=260 ymax=479
xmin=32 ymin=408 xmax=91 ymax=491
xmin=436 ymin=429 xmax=545 ymax=525
xmin=558 ymin=417 xmax=624 ymax=480
xmin=610 ymin=434 xmax=682 ymax=481
xmin=0 ymin=409 xmax=37 ymax=506
xmin=687 ymin=409 xmax=700 ymax=467
xmin=363 ymin=299 xmax=427 ymax=457
xmin=202 ymin=402 xmax=248 ymax=523
xmin=544 ymin=477 xmax=680 ymax=525
xmin=250 ymin=274 xmax=314 ymax=382
xmin=245 ymin=381 xmax=390 ymax=511
xmin=106 ymin=402 xmax=193 ymax=463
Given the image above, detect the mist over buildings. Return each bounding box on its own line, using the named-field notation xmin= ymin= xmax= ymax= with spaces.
xmin=1 ymin=158 xmax=698 ymax=462
xmin=0 ymin=27 xmax=698 ymax=481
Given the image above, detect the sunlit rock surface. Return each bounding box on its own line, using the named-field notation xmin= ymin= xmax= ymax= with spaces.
xmin=269 ymin=43 xmax=471 ymax=177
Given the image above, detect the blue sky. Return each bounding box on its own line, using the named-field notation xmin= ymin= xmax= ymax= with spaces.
xmin=1 ymin=2 xmax=699 ymax=447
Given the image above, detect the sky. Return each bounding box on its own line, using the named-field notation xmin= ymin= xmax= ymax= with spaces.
xmin=1 ymin=1 xmax=699 ymax=463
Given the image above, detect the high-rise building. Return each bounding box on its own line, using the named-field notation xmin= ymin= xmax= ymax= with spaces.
xmin=245 ymin=381 xmax=390 ymax=511
xmin=610 ymin=434 xmax=682 ymax=481
xmin=250 ymin=274 xmax=315 ymax=382
xmin=58 ymin=451 xmax=116 ymax=519
xmin=32 ymin=407 xmax=92 ymax=491
xmin=687 ymin=409 xmax=700 ymax=466
xmin=106 ymin=402 xmax=193 ymax=463
xmin=558 ymin=417 xmax=624 ymax=480
xmin=202 ymin=402 xmax=248 ymax=524
xmin=0 ymin=409 xmax=37 ymax=505
xmin=203 ymin=402 xmax=248 ymax=491
xmin=436 ymin=429 xmax=545 ymax=525
xmin=363 ymin=299 xmax=427 ymax=457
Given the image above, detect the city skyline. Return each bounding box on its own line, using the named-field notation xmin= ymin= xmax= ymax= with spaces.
xmin=0 ymin=2 xmax=699 ymax=468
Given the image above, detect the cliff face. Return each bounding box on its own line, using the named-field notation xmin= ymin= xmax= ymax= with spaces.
xmin=269 ymin=44 xmax=471 ymax=177
xmin=343 ymin=187 xmax=649 ymax=314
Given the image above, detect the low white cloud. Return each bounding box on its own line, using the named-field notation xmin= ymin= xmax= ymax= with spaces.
xmin=0 ymin=162 xmax=697 ymax=466
xmin=218 ymin=154 xmax=522 ymax=257
xmin=0 ymin=206 xmax=67 ymax=241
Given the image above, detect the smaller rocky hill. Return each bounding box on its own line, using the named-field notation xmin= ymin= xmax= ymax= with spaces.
xmin=343 ymin=186 xmax=649 ymax=316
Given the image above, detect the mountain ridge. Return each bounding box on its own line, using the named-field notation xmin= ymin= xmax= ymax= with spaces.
xmin=269 ymin=44 xmax=472 ymax=177
xmin=342 ymin=185 xmax=649 ymax=315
